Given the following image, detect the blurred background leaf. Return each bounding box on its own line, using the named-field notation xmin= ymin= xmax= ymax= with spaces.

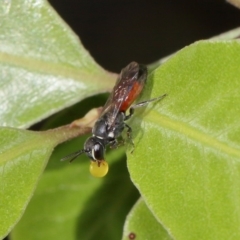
xmin=0 ymin=128 xmax=56 ymax=238
xmin=10 ymin=95 xmax=139 ymax=240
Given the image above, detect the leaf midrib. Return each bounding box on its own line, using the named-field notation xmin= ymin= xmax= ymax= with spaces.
xmin=0 ymin=51 xmax=115 ymax=90
xmin=145 ymin=111 xmax=240 ymax=159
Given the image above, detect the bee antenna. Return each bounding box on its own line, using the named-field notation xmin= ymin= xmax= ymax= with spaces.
xmin=60 ymin=149 xmax=85 ymax=163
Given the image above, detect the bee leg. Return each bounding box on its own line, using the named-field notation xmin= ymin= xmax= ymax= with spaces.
xmin=124 ymin=107 xmax=134 ymax=121
xmin=125 ymin=124 xmax=134 ymax=153
xmin=125 ymin=93 xmax=167 ymax=121
xmin=110 ymin=139 xmax=125 ymax=149
xmin=109 ymin=139 xmax=118 ymax=149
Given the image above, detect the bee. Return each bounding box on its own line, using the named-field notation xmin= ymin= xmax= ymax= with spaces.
xmin=62 ymin=62 xmax=166 ymax=177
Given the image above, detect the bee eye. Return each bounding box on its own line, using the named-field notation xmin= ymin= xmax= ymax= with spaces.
xmin=89 ymin=160 xmax=109 ymax=178
xmin=92 ymin=143 xmax=104 ymax=160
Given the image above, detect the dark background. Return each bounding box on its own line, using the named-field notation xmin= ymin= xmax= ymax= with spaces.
xmin=49 ymin=0 xmax=240 ymax=72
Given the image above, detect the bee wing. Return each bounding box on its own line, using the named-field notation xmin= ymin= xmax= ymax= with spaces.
xmin=100 ymin=62 xmax=147 ymax=127
xmin=99 ymin=75 xmax=130 ymax=126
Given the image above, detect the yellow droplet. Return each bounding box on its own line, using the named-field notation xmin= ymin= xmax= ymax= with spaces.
xmin=89 ymin=160 xmax=109 ymax=178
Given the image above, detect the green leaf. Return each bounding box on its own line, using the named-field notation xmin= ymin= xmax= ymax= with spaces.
xmin=122 ymin=198 xmax=172 ymax=240
xmin=0 ymin=122 xmax=93 ymax=238
xmin=0 ymin=128 xmax=55 ymax=238
xmin=128 ymin=40 xmax=240 ymax=239
xmin=0 ymin=0 xmax=116 ymax=128
xmin=7 ymin=95 xmax=138 ymax=240
xmin=10 ymin=137 xmax=139 ymax=240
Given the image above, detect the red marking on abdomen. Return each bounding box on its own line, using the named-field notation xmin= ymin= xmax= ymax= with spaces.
xmin=120 ymin=82 xmax=143 ymax=112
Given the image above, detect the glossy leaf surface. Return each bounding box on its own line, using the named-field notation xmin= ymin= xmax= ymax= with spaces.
xmin=0 ymin=0 xmax=116 ymax=128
